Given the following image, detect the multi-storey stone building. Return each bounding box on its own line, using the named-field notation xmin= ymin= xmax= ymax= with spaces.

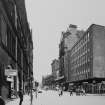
xmin=67 ymin=24 xmax=105 ymax=93
xmin=0 ymin=0 xmax=33 ymax=97
xmin=42 ymin=75 xmax=54 ymax=89
xmin=59 ymin=24 xmax=84 ymax=89
xmin=51 ymin=59 xmax=60 ymax=87
xmin=51 ymin=59 xmax=59 ymax=79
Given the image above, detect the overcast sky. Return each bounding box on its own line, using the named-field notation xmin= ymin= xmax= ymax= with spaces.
xmin=25 ymin=0 xmax=105 ymax=82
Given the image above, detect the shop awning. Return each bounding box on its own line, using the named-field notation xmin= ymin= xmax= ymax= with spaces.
xmin=55 ymin=76 xmax=64 ymax=81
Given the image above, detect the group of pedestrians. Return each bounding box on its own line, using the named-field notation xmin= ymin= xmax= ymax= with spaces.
xmin=0 ymin=83 xmax=35 ymax=105
xmin=56 ymin=85 xmax=86 ymax=96
xmin=56 ymin=86 xmax=64 ymax=96
xmin=75 ymin=88 xmax=86 ymax=96
xmin=58 ymin=88 xmax=63 ymax=96
xmin=68 ymin=87 xmax=86 ymax=96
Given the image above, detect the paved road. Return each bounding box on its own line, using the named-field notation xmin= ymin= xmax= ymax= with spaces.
xmin=6 ymin=90 xmax=105 ymax=105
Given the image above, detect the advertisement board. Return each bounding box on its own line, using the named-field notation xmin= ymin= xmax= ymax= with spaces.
xmin=5 ymin=69 xmax=17 ymax=76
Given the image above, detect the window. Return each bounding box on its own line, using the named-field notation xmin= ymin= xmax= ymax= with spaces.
xmin=0 ymin=15 xmax=7 ymax=46
xmin=8 ymin=0 xmax=15 ymax=24
xmin=12 ymin=36 xmax=16 ymax=57
xmin=86 ymin=34 xmax=88 ymax=42
xmin=87 ymin=33 xmax=90 ymax=41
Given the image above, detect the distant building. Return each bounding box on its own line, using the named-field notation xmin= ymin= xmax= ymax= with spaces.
xmin=42 ymin=75 xmax=54 ymax=89
xmin=59 ymin=24 xmax=84 ymax=89
xmin=51 ymin=59 xmax=60 ymax=79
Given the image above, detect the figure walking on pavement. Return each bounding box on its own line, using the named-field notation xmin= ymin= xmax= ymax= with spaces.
xmin=18 ymin=89 xmax=23 ymax=105
xmin=58 ymin=87 xmax=63 ymax=96
xmin=30 ymin=90 xmax=33 ymax=105
xmin=69 ymin=89 xmax=73 ymax=96
xmin=35 ymin=91 xmax=37 ymax=99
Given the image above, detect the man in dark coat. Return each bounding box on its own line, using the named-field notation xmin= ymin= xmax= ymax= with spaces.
xmin=18 ymin=89 xmax=23 ymax=105
xmin=0 ymin=97 xmax=5 ymax=105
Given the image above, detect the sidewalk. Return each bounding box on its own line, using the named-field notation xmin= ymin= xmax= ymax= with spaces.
xmin=6 ymin=95 xmax=31 ymax=105
xmin=86 ymin=94 xmax=105 ymax=96
xmin=57 ymin=90 xmax=105 ymax=96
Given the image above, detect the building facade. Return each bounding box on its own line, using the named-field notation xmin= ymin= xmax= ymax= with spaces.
xmin=51 ymin=59 xmax=59 ymax=79
xmin=42 ymin=75 xmax=54 ymax=89
xmin=0 ymin=0 xmax=33 ymax=97
xmin=67 ymin=24 xmax=105 ymax=93
xmin=59 ymin=24 xmax=84 ymax=89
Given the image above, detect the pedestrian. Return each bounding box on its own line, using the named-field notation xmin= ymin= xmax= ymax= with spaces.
xmin=0 ymin=83 xmax=9 ymax=105
xmin=69 ymin=89 xmax=73 ymax=96
xmin=58 ymin=88 xmax=61 ymax=96
xmin=30 ymin=90 xmax=33 ymax=105
xmin=58 ymin=87 xmax=63 ymax=96
xmin=61 ymin=87 xmax=63 ymax=96
xmin=76 ymin=88 xmax=79 ymax=96
xmin=18 ymin=89 xmax=23 ymax=105
xmin=35 ymin=89 xmax=37 ymax=99
xmin=81 ymin=88 xmax=86 ymax=96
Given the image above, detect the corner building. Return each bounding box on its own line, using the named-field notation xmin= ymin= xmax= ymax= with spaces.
xmin=69 ymin=24 xmax=105 ymax=93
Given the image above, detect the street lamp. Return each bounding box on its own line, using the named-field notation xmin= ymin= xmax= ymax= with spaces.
xmin=92 ymin=80 xmax=96 ymax=94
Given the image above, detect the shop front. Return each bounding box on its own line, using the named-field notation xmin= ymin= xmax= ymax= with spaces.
xmin=0 ymin=46 xmax=11 ymax=96
xmin=55 ymin=76 xmax=65 ymax=89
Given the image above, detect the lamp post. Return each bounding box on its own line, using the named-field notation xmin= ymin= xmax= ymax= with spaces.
xmin=92 ymin=80 xmax=96 ymax=94
xmin=30 ymin=75 xmax=33 ymax=93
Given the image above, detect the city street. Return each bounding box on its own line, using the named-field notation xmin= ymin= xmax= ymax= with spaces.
xmin=6 ymin=90 xmax=105 ymax=105
xmin=1 ymin=1 xmax=105 ymax=105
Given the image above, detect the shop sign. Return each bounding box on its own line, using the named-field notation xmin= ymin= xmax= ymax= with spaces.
xmin=7 ymin=76 xmax=13 ymax=82
xmin=5 ymin=69 xmax=17 ymax=76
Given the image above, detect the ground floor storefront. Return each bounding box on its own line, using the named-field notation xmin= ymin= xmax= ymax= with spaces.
xmin=66 ymin=78 xmax=105 ymax=94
